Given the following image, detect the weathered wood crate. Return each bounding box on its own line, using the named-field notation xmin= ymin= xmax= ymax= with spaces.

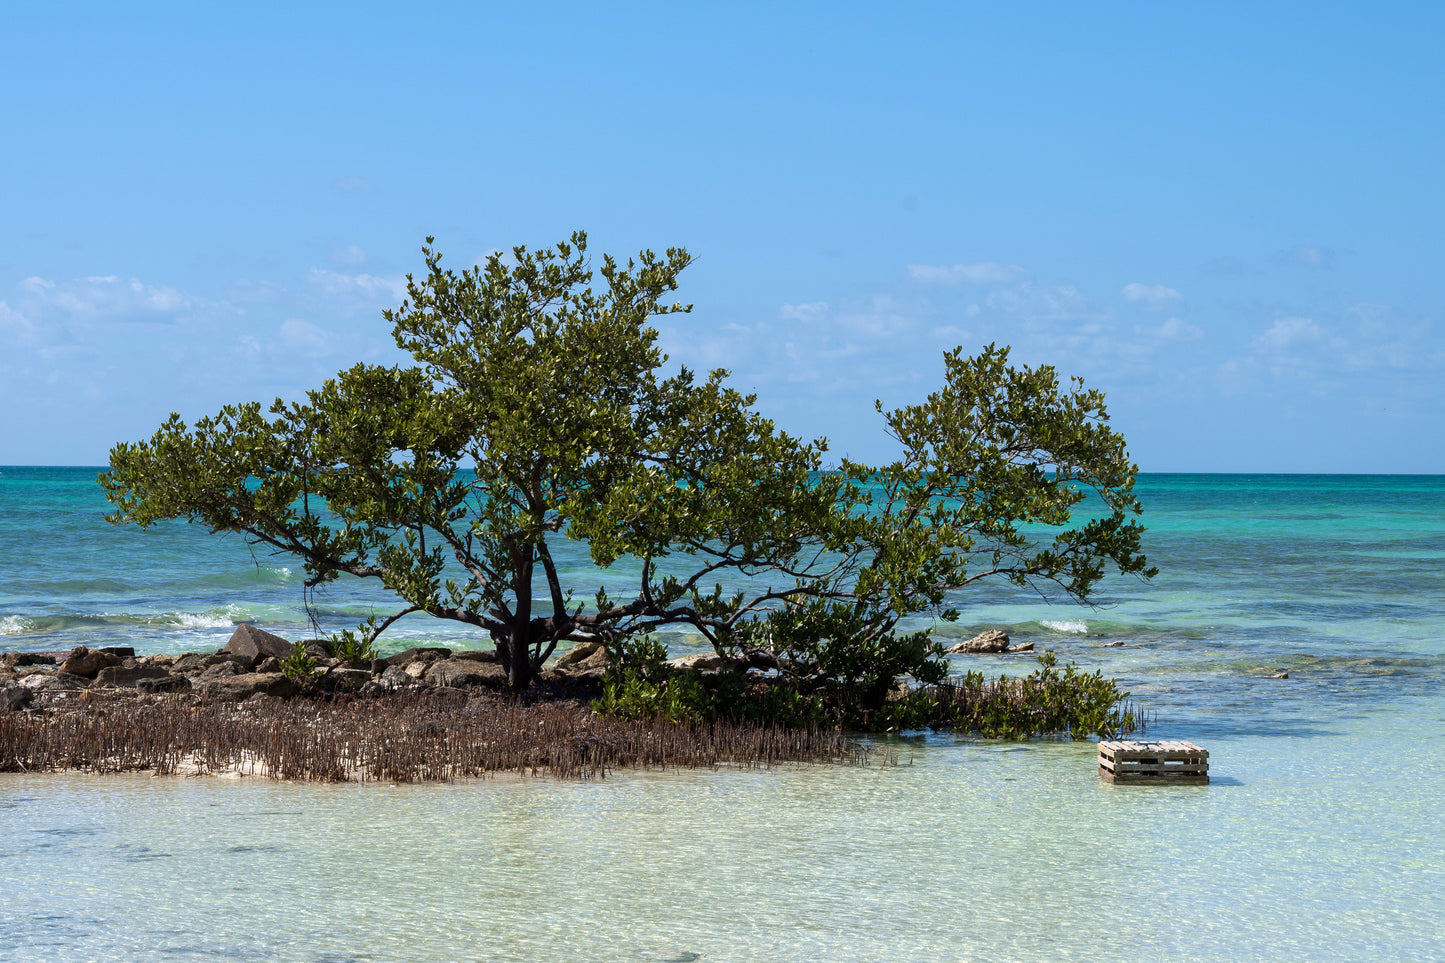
xmin=1098 ymin=740 xmax=1209 ymax=785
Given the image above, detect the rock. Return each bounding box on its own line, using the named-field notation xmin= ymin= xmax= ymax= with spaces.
xmin=197 ymin=672 xmax=298 ymax=701
xmin=137 ymin=675 xmax=191 ymax=695
xmin=1102 ymin=641 xmax=1127 ymax=648
xmin=169 ymin=653 xmax=211 ymax=675
xmin=1 ymin=683 xmax=33 ymax=712
xmin=97 ymin=646 xmax=136 ymax=659
xmin=199 ymin=660 xmax=248 ymax=681
xmin=301 ymin=639 xmax=333 ymax=659
xmin=320 ymin=667 xmax=373 ymax=693
xmin=403 ymin=661 xmax=432 ymax=680
xmin=450 ymin=649 xmax=498 ymax=664
xmin=945 ymin=630 xmax=1011 ymax=654
xmin=424 ymin=658 xmax=507 ymax=688
xmin=22 ymin=671 xmax=88 ymax=691
xmin=224 ymin=624 xmax=295 ymax=662
xmin=668 ymin=653 xmax=741 ymax=671
xmin=428 ymin=686 xmax=468 ymax=704
xmin=379 ymin=664 xmax=419 ymax=688
xmin=383 ymin=646 xmax=452 ymax=668
xmin=554 ymin=641 xmax=605 ymax=667
xmin=94 ymin=664 xmax=174 ymax=687
xmin=60 ymin=645 xmax=124 ymax=678
xmin=1271 ymin=671 xmax=1289 ymax=679
xmin=408 ymin=721 xmax=447 ymax=738
xmin=149 ymin=654 xmax=176 ymax=667
xmin=1008 ymin=642 xmax=1034 ymax=653
xmin=1 ymin=652 xmax=56 ymax=670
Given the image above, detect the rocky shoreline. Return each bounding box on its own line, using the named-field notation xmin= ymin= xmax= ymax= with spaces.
xmin=0 ymin=625 xmax=878 ymax=781
xmin=0 ymin=624 xmax=615 ymax=716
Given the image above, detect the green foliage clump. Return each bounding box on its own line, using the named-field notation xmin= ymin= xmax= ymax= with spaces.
xmin=279 ymin=643 xmax=318 ymax=686
xmin=328 ymin=619 xmax=381 ymax=664
xmin=935 ymin=652 xmax=1142 ymax=739
xmin=592 ymin=647 xmax=1141 ymax=740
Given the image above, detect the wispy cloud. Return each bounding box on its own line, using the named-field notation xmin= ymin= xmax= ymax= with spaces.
xmin=1137 ymin=317 xmax=1203 ymax=342
xmin=1121 ymin=282 xmax=1182 ymax=307
xmin=307 ymin=268 xmax=408 ymax=312
xmin=1252 ymin=316 xmax=1329 ymax=353
xmin=16 ymin=274 xmax=198 ymax=323
xmin=907 ymin=262 xmax=1021 ymax=284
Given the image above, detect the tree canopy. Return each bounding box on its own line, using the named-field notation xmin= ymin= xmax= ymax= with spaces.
xmin=101 ymin=232 xmax=1154 ymax=695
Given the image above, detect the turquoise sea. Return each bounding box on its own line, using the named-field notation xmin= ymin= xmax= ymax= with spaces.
xmin=2 ymin=468 xmax=1443 ymax=961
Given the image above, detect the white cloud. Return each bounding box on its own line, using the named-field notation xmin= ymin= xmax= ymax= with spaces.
xmin=1137 ymin=317 xmax=1203 ymax=342
xmin=1121 ymin=282 xmax=1182 ymax=307
xmin=14 ymin=274 xmax=195 ymax=322
xmin=331 ymin=245 xmax=367 ymax=267
xmin=280 ymin=319 xmax=333 ymax=356
xmin=307 ymin=268 xmax=408 ymax=308
xmin=1252 ymin=317 xmax=1326 ymax=353
xmin=907 ymin=262 xmax=1021 ymax=284
xmin=779 ymin=301 xmax=829 ymax=323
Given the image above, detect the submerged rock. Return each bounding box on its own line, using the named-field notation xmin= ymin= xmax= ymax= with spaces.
xmin=946 ymin=630 xmax=1011 ymax=654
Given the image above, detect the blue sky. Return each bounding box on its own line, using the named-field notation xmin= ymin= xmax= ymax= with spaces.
xmin=3 ymin=2 xmax=1442 ymax=472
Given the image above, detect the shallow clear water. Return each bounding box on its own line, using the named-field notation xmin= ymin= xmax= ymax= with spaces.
xmin=3 ymin=716 xmax=1442 ymax=962
xmin=2 ymin=470 xmax=1444 ymax=960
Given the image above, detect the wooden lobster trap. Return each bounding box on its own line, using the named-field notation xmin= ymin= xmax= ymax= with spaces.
xmin=1098 ymin=740 xmax=1209 ymax=785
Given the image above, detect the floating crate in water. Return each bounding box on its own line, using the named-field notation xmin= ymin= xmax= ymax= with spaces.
xmin=1098 ymin=740 xmax=1209 ymax=785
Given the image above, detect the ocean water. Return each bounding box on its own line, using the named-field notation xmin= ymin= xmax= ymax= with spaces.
xmin=2 ymin=469 xmax=1443 ymax=961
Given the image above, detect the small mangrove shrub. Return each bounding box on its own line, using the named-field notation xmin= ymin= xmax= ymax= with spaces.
xmin=280 ymin=643 xmax=318 ymax=685
xmin=931 ymin=652 xmax=1143 ymax=739
xmin=593 ymin=644 xmax=1141 ymax=739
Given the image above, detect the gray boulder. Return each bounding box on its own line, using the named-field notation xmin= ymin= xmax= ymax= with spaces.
xmin=450 ymin=649 xmax=499 ymax=664
xmin=553 ymin=641 xmax=605 ymax=668
xmin=95 ymin=664 xmax=174 ymax=687
xmin=946 ymin=630 xmax=1012 ymax=654
xmin=1 ymin=683 xmax=32 ymax=712
xmin=137 ymin=675 xmax=191 ymax=695
xmin=199 ymin=660 xmax=248 ymax=681
xmin=1 ymin=652 xmax=56 ymax=670
xmin=424 ymin=658 xmax=507 ymax=688
xmin=321 ymin=667 xmax=373 ymax=693
xmin=224 ymin=624 xmax=295 ymax=662
xmin=379 ymin=664 xmax=420 ymax=688
xmin=382 ymin=646 xmax=452 ymax=668
xmin=197 ymin=672 xmax=298 ymax=701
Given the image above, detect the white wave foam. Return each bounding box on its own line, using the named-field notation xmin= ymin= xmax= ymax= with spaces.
xmin=164 ymin=604 xmax=246 ymax=629
xmin=1040 ymin=619 xmax=1088 ymax=634
xmin=0 ymin=615 xmax=33 ymax=636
